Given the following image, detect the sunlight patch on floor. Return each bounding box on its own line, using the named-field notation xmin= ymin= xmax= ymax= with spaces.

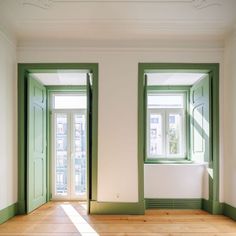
xmin=61 ymin=204 xmax=99 ymax=236
xmin=80 ymin=202 xmax=88 ymax=211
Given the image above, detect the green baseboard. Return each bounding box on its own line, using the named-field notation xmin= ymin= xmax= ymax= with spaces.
xmin=145 ymin=198 xmax=202 ymax=209
xmin=90 ymin=200 xmax=145 ymax=214
xmin=223 ymin=203 xmax=236 ymax=221
xmin=202 ymin=199 xmax=224 ymax=214
xmin=202 ymin=199 xmax=212 ymax=213
xmin=1 ymin=201 xmax=235 ymax=222
xmin=0 ymin=203 xmax=18 ymax=224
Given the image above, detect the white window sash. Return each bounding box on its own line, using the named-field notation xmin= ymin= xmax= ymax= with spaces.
xmin=147 ymin=107 xmax=186 ymax=159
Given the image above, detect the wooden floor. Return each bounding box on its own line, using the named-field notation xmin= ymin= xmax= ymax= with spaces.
xmin=0 ymin=202 xmax=236 ymax=236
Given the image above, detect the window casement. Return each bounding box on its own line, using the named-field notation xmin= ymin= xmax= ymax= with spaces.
xmin=146 ymin=90 xmax=188 ymax=161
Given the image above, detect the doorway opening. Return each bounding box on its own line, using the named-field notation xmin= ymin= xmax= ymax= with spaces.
xmin=18 ymin=64 xmax=98 ymax=214
xmin=50 ymin=92 xmax=87 ymax=200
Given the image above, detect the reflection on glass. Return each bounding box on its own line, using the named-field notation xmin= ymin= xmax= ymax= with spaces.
xmin=73 ymin=114 xmax=86 ymax=196
xmin=149 ymin=114 xmax=163 ymax=156
xmin=168 ymin=114 xmax=181 ymax=155
xmin=56 ymin=114 xmax=68 ymax=195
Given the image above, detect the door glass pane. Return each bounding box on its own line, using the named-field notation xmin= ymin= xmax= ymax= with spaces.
xmin=55 ymin=114 xmax=68 ymax=196
xmin=149 ymin=113 xmax=163 ymax=156
xmin=54 ymin=95 xmax=86 ymax=109
xmin=168 ymin=113 xmax=181 ymax=155
xmin=73 ymin=113 xmax=86 ymax=196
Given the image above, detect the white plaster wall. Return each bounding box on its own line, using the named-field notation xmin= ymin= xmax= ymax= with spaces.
xmin=0 ymin=31 xmax=17 ymax=210
xmin=144 ymin=164 xmax=209 ymax=199
xmin=17 ymin=44 xmax=224 ymax=202
xmin=223 ymin=30 xmax=236 ymax=207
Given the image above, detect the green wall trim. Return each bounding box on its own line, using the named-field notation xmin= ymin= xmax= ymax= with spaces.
xmin=0 ymin=203 xmax=18 ymax=224
xmin=46 ymin=85 xmax=87 ymax=91
xmin=202 ymin=199 xmax=223 ymax=214
xmin=90 ymin=201 xmax=145 ymax=215
xmin=138 ymin=63 xmax=220 ymax=215
xmin=213 ymin=201 xmax=224 ymax=214
xmin=145 ymin=198 xmax=202 ymax=209
xmin=202 ymin=199 xmax=213 ymax=213
xmin=224 ymin=203 xmax=236 ymax=221
xmin=18 ymin=63 xmax=99 ymax=214
xmin=145 ymin=88 xmax=189 ymax=161
xmin=17 ymin=201 xmax=25 ymax=215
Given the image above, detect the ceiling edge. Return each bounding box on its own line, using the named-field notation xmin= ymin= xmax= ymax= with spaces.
xmin=0 ymin=27 xmax=17 ymax=49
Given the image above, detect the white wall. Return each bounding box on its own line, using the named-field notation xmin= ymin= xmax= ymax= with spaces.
xmin=17 ymin=42 xmax=224 ymax=202
xmin=223 ymin=29 xmax=236 ymax=207
xmin=0 ymin=31 xmax=17 ymax=210
xmin=145 ymin=164 xmax=209 ymax=199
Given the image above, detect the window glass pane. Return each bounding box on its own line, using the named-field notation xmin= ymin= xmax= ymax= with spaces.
xmin=73 ymin=113 xmax=86 ymax=196
xmin=168 ymin=113 xmax=182 ymax=155
xmin=55 ymin=114 xmax=68 ymax=196
xmin=149 ymin=113 xmax=163 ymax=156
xmin=54 ymin=95 xmax=86 ymax=109
xmin=146 ymin=92 xmax=186 ymax=159
xmin=148 ymin=94 xmax=184 ymax=108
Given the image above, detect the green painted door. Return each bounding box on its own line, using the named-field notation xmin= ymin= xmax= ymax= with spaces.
xmin=86 ymin=73 xmax=93 ymax=212
xmin=27 ymin=75 xmax=47 ymax=213
xmin=190 ymin=74 xmax=211 ymax=163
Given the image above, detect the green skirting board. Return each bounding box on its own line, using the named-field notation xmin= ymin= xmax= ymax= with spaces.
xmin=0 ymin=203 xmax=18 ymax=224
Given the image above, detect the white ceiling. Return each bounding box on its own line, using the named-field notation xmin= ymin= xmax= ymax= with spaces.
xmin=147 ymin=73 xmax=206 ymax=85
xmin=0 ymin=0 xmax=236 ymax=45
xmin=32 ymin=72 xmax=87 ymax=85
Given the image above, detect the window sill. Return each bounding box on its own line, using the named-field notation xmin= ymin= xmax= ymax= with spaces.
xmin=145 ymin=160 xmax=192 ymax=164
xmin=145 ymin=159 xmax=208 ymax=165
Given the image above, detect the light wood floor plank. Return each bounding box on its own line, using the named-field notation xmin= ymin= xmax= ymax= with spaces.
xmin=0 ymin=202 xmax=236 ymax=236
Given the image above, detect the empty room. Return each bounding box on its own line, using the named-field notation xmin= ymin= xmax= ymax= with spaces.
xmin=0 ymin=0 xmax=236 ymax=235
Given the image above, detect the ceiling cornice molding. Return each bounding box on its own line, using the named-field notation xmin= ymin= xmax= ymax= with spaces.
xmin=21 ymin=0 xmax=222 ymax=10
xmin=17 ymin=46 xmax=224 ymax=55
xmin=17 ymin=38 xmax=224 ymax=51
xmin=15 ymin=22 xmax=227 ymax=41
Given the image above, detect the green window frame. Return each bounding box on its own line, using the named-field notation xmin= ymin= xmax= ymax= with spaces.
xmin=138 ymin=63 xmax=220 ymax=214
xmin=146 ymin=87 xmax=190 ymax=162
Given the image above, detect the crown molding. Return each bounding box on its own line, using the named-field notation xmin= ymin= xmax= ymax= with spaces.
xmin=21 ymin=0 xmax=221 ymax=10
xmin=17 ymin=38 xmax=224 ymax=52
xmin=16 ymin=19 xmax=227 ymax=39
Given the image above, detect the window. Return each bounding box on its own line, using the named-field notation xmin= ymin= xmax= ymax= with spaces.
xmin=146 ymin=91 xmax=187 ymax=160
xmin=53 ymin=94 xmax=86 ymax=109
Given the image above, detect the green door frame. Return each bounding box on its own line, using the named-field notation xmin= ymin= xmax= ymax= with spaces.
xmin=138 ymin=63 xmax=221 ymax=214
xmin=18 ymin=63 xmax=99 ymax=214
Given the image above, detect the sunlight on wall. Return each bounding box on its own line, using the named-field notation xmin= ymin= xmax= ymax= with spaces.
xmin=207 ymin=167 xmax=213 ymax=179
xmin=61 ymin=204 xmax=99 ymax=236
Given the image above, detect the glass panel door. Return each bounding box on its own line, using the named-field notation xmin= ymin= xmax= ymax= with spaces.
xmin=52 ymin=111 xmax=87 ymax=200
xmin=54 ymin=113 xmax=69 ymax=198
xmin=71 ymin=112 xmax=87 ymax=199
